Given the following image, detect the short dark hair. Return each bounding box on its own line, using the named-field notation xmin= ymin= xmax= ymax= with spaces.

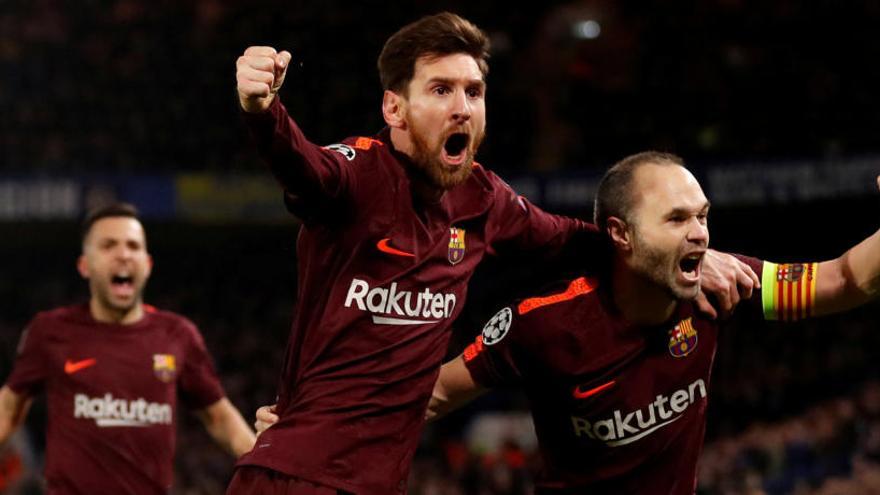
xmin=593 ymin=151 xmax=685 ymax=233
xmin=81 ymin=202 xmax=140 ymax=243
xmin=377 ymin=12 xmax=490 ymax=94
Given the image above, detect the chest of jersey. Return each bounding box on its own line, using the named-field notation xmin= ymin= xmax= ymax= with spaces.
xmin=521 ymin=305 xmax=718 ymax=463
xmin=44 ymin=323 xmax=184 ymax=427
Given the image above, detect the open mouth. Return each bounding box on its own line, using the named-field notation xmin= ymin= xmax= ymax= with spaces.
xmin=678 ymin=253 xmax=703 ymax=282
xmin=110 ymin=274 xmax=135 ymax=298
xmin=442 ymin=133 xmax=470 ymax=165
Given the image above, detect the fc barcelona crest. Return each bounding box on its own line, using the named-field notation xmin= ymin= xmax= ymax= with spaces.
xmin=448 ymin=227 xmax=466 ymax=265
xmin=777 ymin=263 xmax=805 ymax=282
xmin=668 ymin=317 xmax=698 ymax=358
xmin=153 ymin=354 xmax=177 ymax=383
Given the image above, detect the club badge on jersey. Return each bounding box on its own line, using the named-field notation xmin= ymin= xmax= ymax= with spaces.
xmin=668 ymin=317 xmax=698 ymax=358
xmin=153 ymin=354 xmax=177 ymax=383
xmin=448 ymin=227 xmax=466 ymax=265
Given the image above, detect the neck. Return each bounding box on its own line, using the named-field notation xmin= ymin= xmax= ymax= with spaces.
xmin=611 ymin=257 xmax=677 ymax=326
xmin=90 ymin=298 xmax=143 ymax=325
xmin=390 ymin=127 xmax=445 ymax=204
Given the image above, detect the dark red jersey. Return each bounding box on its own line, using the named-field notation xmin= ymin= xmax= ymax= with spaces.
xmin=237 ymin=98 xmax=597 ymax=494
xmin=463 ymin=256 xmax=769 ymax=494
xmin=5 ymin=304 xmax=225 ymax=495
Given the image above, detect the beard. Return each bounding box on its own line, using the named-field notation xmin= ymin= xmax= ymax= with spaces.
xmin=630 ymin=229 xmax=700 ymax=301
xmin=407 ymin=116 xmax=484 ymax=190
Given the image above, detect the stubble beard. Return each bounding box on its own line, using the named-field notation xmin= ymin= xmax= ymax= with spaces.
xmin=93 ymin=279 xmax=142 ymax=317
xmin=631 ymin=230 xmax=699 ymax=302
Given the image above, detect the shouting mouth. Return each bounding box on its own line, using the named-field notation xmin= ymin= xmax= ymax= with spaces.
xmin=441 ymin=132 xmax=470 ymax=166
xmin=110 ymin=273 xmax=135 ymax=299
xmin=678 ymin=252 xmax=704 ymax=285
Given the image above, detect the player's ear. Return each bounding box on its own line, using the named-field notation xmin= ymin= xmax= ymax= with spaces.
xmin=607 ymin=216 xmax=632 ymax=252
xmin=76 ymin=255 xmax=90 ymax=279
xmin=382 ymin=90 xmax=406 ymax=129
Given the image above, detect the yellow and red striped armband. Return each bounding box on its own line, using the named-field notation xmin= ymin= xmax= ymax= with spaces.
xmin=761 ymin=261 xmax=818 ymax=321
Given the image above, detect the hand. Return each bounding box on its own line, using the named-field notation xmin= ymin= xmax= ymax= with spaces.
xmin=697 ymin=250 xmax=760 ymax=319
xmin=254 ymin=404 xmax=279 ymax=437
xmin=236 ymin=46 xmax=292 ymax=113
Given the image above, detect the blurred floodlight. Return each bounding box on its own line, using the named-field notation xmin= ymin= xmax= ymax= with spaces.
xmin=573 ymin=20 xmax=601 ymax=39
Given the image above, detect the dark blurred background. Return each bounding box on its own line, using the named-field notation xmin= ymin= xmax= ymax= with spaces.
xmin=1 ymin=1 xmax=879 ymax=494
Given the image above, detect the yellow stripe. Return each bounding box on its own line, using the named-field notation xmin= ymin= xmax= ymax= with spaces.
xmin=762 ymin=261 xmax=778 ymax=321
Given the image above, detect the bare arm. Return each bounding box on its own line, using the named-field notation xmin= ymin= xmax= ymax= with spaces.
xmin=763 ymin=175 xmax=880 ymax=319
xmin=427 ymin=355 xmax=488 ymax=422
xmin=194 ymin=398 xmax=256 ymax=457
xmin=0 ymin=386 xmax=31 ymax=447
xmin=813 ymin=227 xmax=880 ymax=316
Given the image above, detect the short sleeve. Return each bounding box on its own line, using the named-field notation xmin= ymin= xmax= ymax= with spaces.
xmin=5 ymin=319 xmax=47 ymax=397
xmin=462 ymin=306 xmax=526 ymax=387
xmin=177 ymin=321 xmax=225 ymax=410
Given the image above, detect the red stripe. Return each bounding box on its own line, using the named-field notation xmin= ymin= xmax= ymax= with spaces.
xmin=805 ymin=265 xmax=813 ymax=317
xmin=795 ymin=277 xmax=803 ymax=320
xmin=786 ymin=276 xmax=794 ymax=322
xmin=777 ymin=267 xmax=785 ymax=321
xmin=518 ymin=277 xmax=597 ymax=315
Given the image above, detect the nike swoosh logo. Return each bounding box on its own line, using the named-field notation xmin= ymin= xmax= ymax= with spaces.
xmin=376 ymin=238 xmax=415 ymax=258
xmin=64 ymin=358 xmax=97 ymax=375
xmin=572 ymin=379 xmax=616 ymax=400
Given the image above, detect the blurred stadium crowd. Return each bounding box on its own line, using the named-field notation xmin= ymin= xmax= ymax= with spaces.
xmin=2 ymin=0 xmax=880 ymax=494
xmin=3 ymin=0 xmax=880 ymax=175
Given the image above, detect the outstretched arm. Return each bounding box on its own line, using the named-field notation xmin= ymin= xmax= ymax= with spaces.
xmin=0 ymin=386 xmax=31 ymax=447
xmin=427 ymin=355 xmax=488 ymax=421
xmin=195 ymin=398 xmax=256 ymax=457
xmin=764 ymin=175 xmax=880 ymax=320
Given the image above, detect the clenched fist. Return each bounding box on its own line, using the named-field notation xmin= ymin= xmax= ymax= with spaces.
xmin=236 ymin=46 xmax=292 ymax=113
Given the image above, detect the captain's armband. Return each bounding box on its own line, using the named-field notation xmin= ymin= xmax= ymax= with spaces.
xmin=761 ymin=261 xmax=818 ymax=321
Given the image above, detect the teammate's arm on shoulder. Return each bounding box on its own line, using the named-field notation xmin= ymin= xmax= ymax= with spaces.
xmin=194 ymin=397 xmax=256 ymax=457
xmin=695 ymin=251 xmax=761 ymax=319
xmin=427 ymin=357 xmax=487 ymax=422
xmin=0 ymin=386 xmax=31 ymax=446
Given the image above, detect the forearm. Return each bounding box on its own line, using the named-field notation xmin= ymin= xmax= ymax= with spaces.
xmin=427 ymin=357 xmax=487 ymax=422
xmin=0 ymin=386 xmax=29 ymax=447
xmin=242 ymin=97 xmax=346 ymax=198
xmin=198 ymin=399 xmax=256 ymax=457
xmin=815 ymin=228 xmax=880 ymax=315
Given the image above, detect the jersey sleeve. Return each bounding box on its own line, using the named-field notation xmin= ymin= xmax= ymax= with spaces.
xmin=483 ymin=169 xmax=600 ymax=260
xmin=4 ymin=319 xmax=47 ymax=397
xmin=177 ymin=320 xmax=226 ymax=410
xmin=241 ymin=97 xmax=357 ymax=213
xmin=461 ymin=306 xmax=527 ymax=388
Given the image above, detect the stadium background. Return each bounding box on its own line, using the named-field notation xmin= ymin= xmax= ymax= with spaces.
xmin=1 ymin=0 xmax=879 ymax=493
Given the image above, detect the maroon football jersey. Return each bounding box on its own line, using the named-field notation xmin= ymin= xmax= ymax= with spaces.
xmin=5 ymin=304 xmax=225 ymax=495
xmin=237 ymin=98 xmax=595 ymax=494
xmin=463 ymin=257 xmax=767 ymax=494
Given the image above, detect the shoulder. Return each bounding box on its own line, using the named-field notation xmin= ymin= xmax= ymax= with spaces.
xmin=478 ymin=276 xmax=601 ymax=348
xmin=143 ymin=305 xmax=202 ymax=337
xmin=29 ymin=304 xmax=85 ymax=331
xmin=515 ymin=276 xmax=600 ymax=320
xmin=321 ymin=135 xmax=388 ymax=165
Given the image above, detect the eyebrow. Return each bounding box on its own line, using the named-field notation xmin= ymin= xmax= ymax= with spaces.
xmin=667 ymin=201 xmax=711 ymax=216
xmin=426 ymin=77 xmax=485 ymax=88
